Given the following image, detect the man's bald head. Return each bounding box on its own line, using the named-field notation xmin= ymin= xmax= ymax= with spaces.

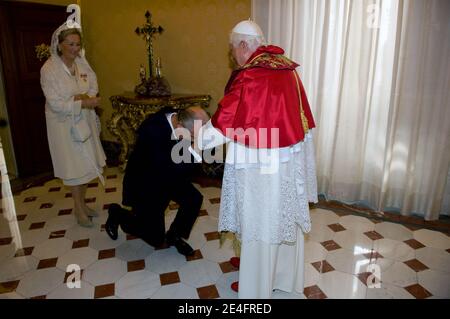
xmin=178 ymin=106 xmax=210 ymax=132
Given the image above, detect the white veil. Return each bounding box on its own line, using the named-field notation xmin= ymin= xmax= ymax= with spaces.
xmin=50 ymin=21 xmax=93 ymax=72
xmin=50 ymin=21 xmax=83 ymax=57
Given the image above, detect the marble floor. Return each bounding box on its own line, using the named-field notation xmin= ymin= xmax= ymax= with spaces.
xmin=0 ymin=166 xmax=449 ymax=299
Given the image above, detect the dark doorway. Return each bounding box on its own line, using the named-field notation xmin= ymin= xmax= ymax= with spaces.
xmin=0 ymin=1 xmax=67 ymax=178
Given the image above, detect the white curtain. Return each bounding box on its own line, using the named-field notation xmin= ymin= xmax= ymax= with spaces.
xmin=252 ymin=0 xmax=450 ymax=220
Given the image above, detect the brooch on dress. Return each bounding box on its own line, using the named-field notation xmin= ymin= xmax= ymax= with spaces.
xmin=80 ymin=73 xmax=88 ymax=82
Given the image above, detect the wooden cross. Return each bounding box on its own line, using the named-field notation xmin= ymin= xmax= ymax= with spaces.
xmin=135 ymin=10 xmax=164 ymax=78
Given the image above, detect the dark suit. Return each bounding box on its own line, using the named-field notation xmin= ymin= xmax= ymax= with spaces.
xmin=117 ymin=107 xmax=203 ymax=247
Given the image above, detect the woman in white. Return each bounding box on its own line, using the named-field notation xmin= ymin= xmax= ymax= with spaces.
xmin=40 ymin=22 xmax=106 ymax=227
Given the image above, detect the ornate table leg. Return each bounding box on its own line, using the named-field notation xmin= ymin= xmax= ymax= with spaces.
xmin=107 ymin=97 xmax=130 ymax=171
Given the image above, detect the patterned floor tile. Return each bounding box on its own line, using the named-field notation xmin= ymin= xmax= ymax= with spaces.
xmin=326 ymin=249 xmax=371 ymax=274
xmin=29 ymin=222 xmax=45 ymax=230
xmin=417 ymin=269 xmax=450 ymax=298
xmin=204 ymin=231 xmax=220 ymax=241
xmin=310 ymin=209 xmax=340 ymax=226
xmin=303 ymin=285 xmax=327 ymax=299
xmin=209 ymin=198 xmax=221 ymax=204
xmin=334 ymin=230 xmax=374 ymax=253
xmin=84 ymin=258 xmax=127 ymax=286
xmin=47 ymin=280 xmax=94 ymax=299
xmin=198 ymin=209 xmax=208 ymax=217
xmin=328 ymin=223 xmax=346 ymax=232
xmin=381 ymin=261 xmax=418 ymax=287
xmin=404 ymin=259 xmax=429 ymax=272
xmin=94 ymin=283 xmax=115 ymax=299
xmin=32 ymin=238 xmax=73 ymax=261
xmin=16 ymin=268 xmax=65 ymax=298
xmin=58 ymin=209 xmax=72 ymax=216
xmin=363 ymin=251 xmax=383 ymax=261
xmin=366 ymin=282 xmax=415 ymax=299
xmin=14 ymin=247 xmax=34 ymax=257
xmin=98 ymin=249 xmax=116 ymax=260
xmin=404 ymin=238 xmax=426 ymax=250
xmin=23 ymin=197 xmax=37 ymax=203
xmin=0 ymin=280 xmax=20 ymax=294
xmin=373 ymin=239 xmax=415 ymax=262
xmin=414 ymin=229 xmax=450 ymax=250
xmin=338 ymin=215 xmax=375 ymax=233
xmin=318 ymin=271 xmax=367 ymax=299
xmin=127 ymin=260 xmax=146 ymax=272
xmin=364 ymin=231 xmax=384 ymax=241
xmin=311 ymin=260 xmax=335 ymax=274
xmin=415 ymin=247 xmax=450 ymax=273
xmin=49 ymin=230 xmax=66 ymax=239
xmin=1 ymin=166 xmax=449 ymax=299
xmin=37 ymin=257 xmax=58 ymax=269
xmin=375 ymin=222 xmax=413 ymax=242
xmin=320 ymin=240 xmax=341 ymax=251
xmin=160 ymin=272 xmax=181 ymax=286
xmin=197 ymin=285 xmax=219 ymax=299
xmin=115 ymin=270 xmax=160 ymax=299
xmin=72 ymin=239 xmax=90 ymax=249
xmin=178 ymin=259 xmax=222 ymax=288
xmin=186 ymin=249 xmax=203 ymax=262
xmin=219 ymin=261 xmax=238 ymax=274
xmin=404 ymin=283 xmax=433 ymax=299
xmin=151 ymin=282 xmax=199 ymax=299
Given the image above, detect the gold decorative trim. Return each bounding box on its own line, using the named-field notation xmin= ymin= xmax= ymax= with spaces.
xmin=240 ymin=53 xmax=297 ymax=70
xmin=107 ymin=93 xmax=211 ymax=170
xmin=292 ymin=71 xmax=310 ymax=135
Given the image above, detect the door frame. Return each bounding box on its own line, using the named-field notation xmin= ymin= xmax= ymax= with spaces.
xmin=0 ymin=1 xmax=67 ymax=178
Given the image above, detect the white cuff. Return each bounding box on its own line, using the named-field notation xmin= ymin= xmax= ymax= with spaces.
xmin=198 ymin=120 xmax=230 ymax=150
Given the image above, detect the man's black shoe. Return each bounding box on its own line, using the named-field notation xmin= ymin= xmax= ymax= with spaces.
xmin=167 ymin=236 xmax=194 ymax=257
xmin=105 ymin=204 xmax=121 ymax=240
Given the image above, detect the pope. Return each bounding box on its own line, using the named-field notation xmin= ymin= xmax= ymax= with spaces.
xmin=198 ymin=20 xmax=318 ymax=299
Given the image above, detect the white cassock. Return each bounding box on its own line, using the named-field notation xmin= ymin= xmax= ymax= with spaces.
xmin=198 ymin=120 xmax=318 ymax=298
xmin=40 ymin=55 xmax=106 ymax=185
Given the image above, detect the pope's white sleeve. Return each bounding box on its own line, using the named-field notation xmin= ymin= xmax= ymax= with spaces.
xmin=197 ymin=120 xmax=230 ymax=150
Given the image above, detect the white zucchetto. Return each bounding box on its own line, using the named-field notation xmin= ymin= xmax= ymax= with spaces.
xmin=231 ymin=19 xmax=264 ymax=37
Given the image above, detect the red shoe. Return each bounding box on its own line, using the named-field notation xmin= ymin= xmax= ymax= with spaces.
xmin=230 ymin=257 xmax=240 ymax=269
xmin=231 ymin=281 xmax=239 ymax=292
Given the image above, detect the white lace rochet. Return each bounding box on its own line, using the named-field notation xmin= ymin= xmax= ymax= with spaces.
xmin=217 ymin=132 xmax=318 ymax=244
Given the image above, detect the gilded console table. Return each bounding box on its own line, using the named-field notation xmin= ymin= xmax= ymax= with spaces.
xmin=107 ymin=92 xmax=211 ymax=169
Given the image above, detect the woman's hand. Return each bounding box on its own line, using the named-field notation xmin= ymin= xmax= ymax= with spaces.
xmin=74 ymin=94 xmax=90 ymax=101
xmin=81 ymin=97 xmax=101 ymax=109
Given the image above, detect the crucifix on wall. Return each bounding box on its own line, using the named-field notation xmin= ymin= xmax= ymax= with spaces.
xmin=134 ymin=10 xmax=171 ymax=97
xmin=135 ymin=10 xmax=163 ymax=78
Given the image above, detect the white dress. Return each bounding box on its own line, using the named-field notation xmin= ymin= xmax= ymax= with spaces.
xmin=199 ymin=120 xmax=318 ymax=298
xmin=40 ymin=56 xmax=106 ymax=185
